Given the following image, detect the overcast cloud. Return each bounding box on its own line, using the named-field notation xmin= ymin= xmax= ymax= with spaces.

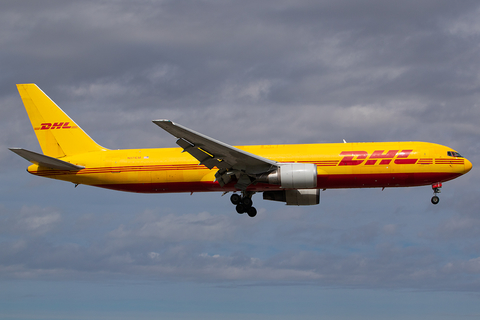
xmin=1 ymin=1 xmax=480 ymax=319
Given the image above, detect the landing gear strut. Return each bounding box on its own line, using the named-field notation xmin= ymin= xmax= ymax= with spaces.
xmin=230 ymin=192 xmax=257 ymax=217
xmin=431 ymin=183 xmax=442 ymax=205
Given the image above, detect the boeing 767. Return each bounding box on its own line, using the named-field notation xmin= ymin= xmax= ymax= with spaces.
xmin=10 ymin=84 xmax=472 ymax=217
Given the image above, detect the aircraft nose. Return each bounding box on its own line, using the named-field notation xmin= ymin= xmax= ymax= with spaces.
xmin=464 ymin=158 xmax=473 ymax=174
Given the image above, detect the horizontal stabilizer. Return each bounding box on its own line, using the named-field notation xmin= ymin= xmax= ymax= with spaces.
xmin=9 ymin=148 xmax=84 ymax=170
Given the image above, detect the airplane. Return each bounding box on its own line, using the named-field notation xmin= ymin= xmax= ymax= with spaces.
xmin=10 ymin=84 xmax=472 ymax=217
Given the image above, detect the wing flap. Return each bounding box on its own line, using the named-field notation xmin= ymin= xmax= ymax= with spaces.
xmin=9 ymin=148 xmax=85 ymax=170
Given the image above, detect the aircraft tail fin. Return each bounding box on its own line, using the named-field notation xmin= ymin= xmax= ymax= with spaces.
xmin=16 ymin=84 xmax=107 ymax=157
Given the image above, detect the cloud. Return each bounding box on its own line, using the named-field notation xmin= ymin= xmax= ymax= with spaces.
xmin=1 ymin=0 xmax=480 ymax=299
xmin=2 ymin=0 xmax=480 ymax=151
xmin=108 ymin=211 xmax=236 ymax=242
xmin=0 ymin=205 xmax=61 ymax=236
xmin=0 ymin=202 xmax=479 ymax=292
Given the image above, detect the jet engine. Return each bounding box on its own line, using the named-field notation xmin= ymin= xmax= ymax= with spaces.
xmin=257 ymin=163 xmax=317 ymax=189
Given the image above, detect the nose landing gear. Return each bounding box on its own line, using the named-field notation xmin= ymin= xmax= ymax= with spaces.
xmin=431 ymin=183 xmax=442 ymax=205
xmin=230 ymin=192 xmax=257 ymax=217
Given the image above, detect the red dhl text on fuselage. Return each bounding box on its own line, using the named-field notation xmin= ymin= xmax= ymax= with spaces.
xmin=26 ymin=141 xmax=467 ymax=193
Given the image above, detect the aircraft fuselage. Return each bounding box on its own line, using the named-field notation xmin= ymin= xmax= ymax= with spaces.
xmin=26 ymin=141 xmax=471 ymax=193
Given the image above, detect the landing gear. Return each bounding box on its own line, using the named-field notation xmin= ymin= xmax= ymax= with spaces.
xmin=235 ymin=204 xmax=244 ymax=213
xmin=242 ymin=197 xmax=253 ymax=207
xmin=230 ymin=193 xmax=241 ymax=205
xmin=230 ymin=192 xmax=257 ymax=217
xmin=431 ymin=183 xmax=442 ymax=205
xmin=247 ymin=206 xmax=257 ymax=217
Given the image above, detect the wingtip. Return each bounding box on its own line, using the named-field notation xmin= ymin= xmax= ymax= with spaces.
xmin=152 ymin=119 xmax=172 ymax=123
xmin=9 ymin=147 xmax=23 ymax=153
xmin=152 ymin=119 xmax=175 ymax=127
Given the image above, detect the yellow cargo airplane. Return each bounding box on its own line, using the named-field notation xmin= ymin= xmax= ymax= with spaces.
xmin=10 ymin=84 xmax=472 ymax=217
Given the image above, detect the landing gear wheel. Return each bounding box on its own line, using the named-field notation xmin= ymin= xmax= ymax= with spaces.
xmin=431 ymin=183 xmax=442 ymax=205
xmin=236 ymin=204 xmax=246 ymax=214
xmin=242 ymin=197 xmax=253 ymax=208
xmin=247 ymin=207 xmax=257 ymax=217
xmin=231 ymin=191 xmax=257 ymax=216
xmin=230 ymin=193 xmax=241 ymax=205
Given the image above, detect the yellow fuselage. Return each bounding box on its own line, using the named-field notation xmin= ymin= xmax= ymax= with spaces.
xmin=27 ymin=141 xmax=472 ymax=193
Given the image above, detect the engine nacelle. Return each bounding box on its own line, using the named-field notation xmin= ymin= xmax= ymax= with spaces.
xmin=259 ymin=163 xmax=317 ymax=189
xmin=263 ymin=189 xmax=320 ymax=206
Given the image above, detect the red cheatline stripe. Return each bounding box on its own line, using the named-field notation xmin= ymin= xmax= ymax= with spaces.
xmin=298 ymin=160 xmax=338 ymax=162
xmin=418 ymin=158 xmax=433 ymax=164
xmin=435 ymin=159 xmax=464 ymax=164
xmin=292 ymin=160 xmax=340 ymax=166
xmin=31 ymin=163 xmax=209 ymax=176
xmin=297 ymin=160 xmax=339 ymax=166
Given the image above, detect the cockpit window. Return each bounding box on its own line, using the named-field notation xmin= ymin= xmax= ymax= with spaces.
xmin=447 ymin=151 xmax=463 ymax=158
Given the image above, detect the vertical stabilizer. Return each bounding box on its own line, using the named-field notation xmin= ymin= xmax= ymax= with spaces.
xmin=16 ymin=84 xmax=107 ymax=157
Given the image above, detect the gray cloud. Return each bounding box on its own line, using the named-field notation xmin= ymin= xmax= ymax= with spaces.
xmin=1 ymin=0 xmax=480 ymax=302
xmin=1 ymin=199 xmax=479 ymax=292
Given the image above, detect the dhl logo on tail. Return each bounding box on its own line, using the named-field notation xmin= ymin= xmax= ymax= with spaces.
xmin=34 ymin=122 xmax=78 ymax=130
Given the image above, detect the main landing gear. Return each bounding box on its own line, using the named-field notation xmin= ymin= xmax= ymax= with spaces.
xmin=230 ymin=192 xmax=257 ymax=217
xmin=431 ymin=183 xmax=442 ymax=205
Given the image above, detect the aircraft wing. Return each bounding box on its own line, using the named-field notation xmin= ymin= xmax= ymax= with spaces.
xmin=9 ymin=148 xmax=85 ymax=170
xmin=152 ymin=120 xmax=278 ymax=189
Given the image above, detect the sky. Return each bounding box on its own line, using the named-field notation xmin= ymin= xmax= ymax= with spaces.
xmin=1 ymin=0 xmax=480 ymax=319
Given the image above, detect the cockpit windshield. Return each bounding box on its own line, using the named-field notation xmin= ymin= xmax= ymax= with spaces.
xmin=447 ymin=151 xmax=463 ymax=158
